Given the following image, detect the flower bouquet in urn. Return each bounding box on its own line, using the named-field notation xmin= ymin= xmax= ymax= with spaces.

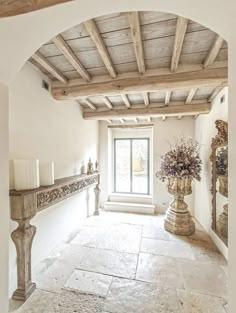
xmin=156 ymin=138 xmax=202 ymax=236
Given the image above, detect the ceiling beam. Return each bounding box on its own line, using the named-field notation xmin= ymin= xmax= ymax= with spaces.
xmin=143 ymin=92 xmax=149 ymax=106
xmin=52 ymin=67 xmax=228 ymax=100
xmin=52 ymin=34 xmax=91 ymax=82
xmin=83 ymin=102 xmax=211 ymax=120
xmin=121 ymin=94 xmax=131 ymax=108
xmin=203 ymin=35 xmax=224 ymax=69
xmin=83 ymin=19 xmax=117 ymax=78
xmin=171 ymin=17 xmax=189 ymax=72
xmin=186 ymin=88 xmax=197 ymax=104
xmin=128 ymin=12 xmax=145 ymax=74
xmin=103 ymin=96 xmax=113 ymax=109
xmin=0 ymin=0 xmax=73 ymax=17
xmin=32 ymin=51 xmax=68 ymax=84
xmin=82 ymin=98 xmax=97 ymax=110
xmin=165 ymin=91 xmax=172 ymax=105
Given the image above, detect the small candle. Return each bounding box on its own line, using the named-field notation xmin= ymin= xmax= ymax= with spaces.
xmin=40 ymin=162 xmax=55 ymax=186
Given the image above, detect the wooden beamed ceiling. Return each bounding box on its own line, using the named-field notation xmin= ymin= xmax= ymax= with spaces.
xmin=29 ymin=11 xmax=228 ymax=121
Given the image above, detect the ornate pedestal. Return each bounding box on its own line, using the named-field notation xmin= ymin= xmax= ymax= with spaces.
xmin=10 ymin=173 xmax=100 ymax=301
xmin=164 ymin=177 xmax=195 ymax=236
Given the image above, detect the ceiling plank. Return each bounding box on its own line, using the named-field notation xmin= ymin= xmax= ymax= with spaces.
xmin=165 ymin=91 xmax=172 ymax=105
xmin=186 ymin=88 xmax=197 ymax=104
xmin=121 ymin=94 xmax=131 ymax=108
xmin=171 ymin=17 xmax=189 ymax=72
xmin=203 ymin=35 xmax=224 ymax=69
xmin=128 ymin=12 xmax=146 ymax=74
xmin=143 ymin=92 xmax=149 ymax=106
xmin=82 ymin=98 xmax=97 ymax=110
xmin=83 ymin=19 xmax=117 ymax=78
xmin=83 ymin=102 xmax=211 ymax=120
xmin=52 ymin=67 xmax=228 ymax=99
xmin=103 ymin=96 xmax=113 ymax=109
xmin=32 ymin=51 xmax=68 ymax=84
xmin=0 ymin=0 xmax=73 ymax=17
xmin=52 ymin=34 xmax=91 ymax=82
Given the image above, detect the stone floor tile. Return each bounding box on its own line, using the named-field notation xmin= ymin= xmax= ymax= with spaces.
xmin=136 ymin=253 xmax=184 ymax=288
xmin=177 ymin=289 xmax=227 ymax=313
xmin=16 ymin=289 xmax=105 ymax=313
xmin=189 ymin=240 xmax=227 ymax=266
xmin=64 ymin=269 xmax=112 ymax=296
xmin=104 ymin=278 xmax=181 ymax=313
xmin=35 ymin=258 xmax=76 ymax=292
xmin=142 ymin=224 xmax=170 ymax=241
xmin=140 ymin=237 xmax=195 ymax=260
xmin=187 ymin=229 xmax=214 ymax=243
xmin=62 ymin=245 xmax=138 ymax=279
xmin=98 ymin=223 xmax=142 ymax=253
xmin=179 ymin=259 xmax=228 ymax=299
xmin=71 ymin=226 xmax=106 ymax=248
xmin=9 ymin=299 xmax=23 ymax=313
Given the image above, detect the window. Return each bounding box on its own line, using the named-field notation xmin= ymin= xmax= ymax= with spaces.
xmin=114 ymin=138 xmax=150 ymax=194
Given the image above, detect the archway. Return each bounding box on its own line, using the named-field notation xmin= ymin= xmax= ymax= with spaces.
xmin=0 ymin=1 xmax=235 ymax=312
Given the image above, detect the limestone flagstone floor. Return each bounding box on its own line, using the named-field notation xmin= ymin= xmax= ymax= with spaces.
xmin=10 ymin=211 xmax=228 ymax=313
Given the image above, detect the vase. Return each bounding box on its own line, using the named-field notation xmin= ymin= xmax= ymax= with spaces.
xmin=217 ymin=175 xmax=228 ymax=238
xmin=39 ymin=162 xmax=55 ymax=186
xmin=13 ymin=159 xmax=40 ymax=190
xmin=164 ymin=177 xmax=195 ymax=236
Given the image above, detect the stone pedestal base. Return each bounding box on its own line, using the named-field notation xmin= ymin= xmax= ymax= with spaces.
xmin=217 ymin=203 xmax=228 ymax=238
xmin=164 ymin=206 xmax=195 ymax=236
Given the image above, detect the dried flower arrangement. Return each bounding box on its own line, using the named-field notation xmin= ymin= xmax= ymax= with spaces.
xmin=216 ymin=148 xmax=228 ymax=176
xmin=156 ymin=137 xmax=202 ymax=182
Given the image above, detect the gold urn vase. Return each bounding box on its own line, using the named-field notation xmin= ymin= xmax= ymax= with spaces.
xmin=164 ymin=177 xmax=195 ymax=236
xmin=217 ymin=175 xmax=228 ymax=238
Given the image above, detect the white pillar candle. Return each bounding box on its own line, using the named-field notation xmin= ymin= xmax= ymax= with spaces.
xmin=39 ymin=162 xmax=54 ymax=186
xmin=13 ymin=159 xmax=40 ymax=190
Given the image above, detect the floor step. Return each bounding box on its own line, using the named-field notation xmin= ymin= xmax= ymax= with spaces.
xmin=104 ymin=201 xmax=155 ymax=215
xmin=108 ymin=193 xmax=152 ymax=205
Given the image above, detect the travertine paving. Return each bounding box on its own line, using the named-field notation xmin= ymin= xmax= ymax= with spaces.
xmin=10 ymin=211 xmax=228 ymax=313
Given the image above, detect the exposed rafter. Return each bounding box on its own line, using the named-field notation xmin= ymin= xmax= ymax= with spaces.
xmin=83 ymin=102 xmax=211 ymax=120
xmin=162 ymin=116 xmax=167 ymax=121
xmin=120 ymin=118 xmax=125 ymax=123
xmin=208 ymin=86 xmax=224 ymax=102
xmin=107 ymin=120 xmax=112 ymax=124
xmin=203 ymin=35 xmax=224 ymax=69
xmin=0 ymin=0 xmax=74 ymax=17
xmin=186 ymin=89 xmax=197 ymax=104
xmin=103 ymin=96 xmax=113 ymax=109
xmin=165 ymin=91 xmax=172 ymax=105
xmin=147 ymin=117 xmax=152 ymax=122
xmin=128 ymin=12 xmax=145 ymax=74
xmin=171 ymin=17 xmax=189 ymax=72
xmin=82 ymin=98 xmax=97 ymax=110
xmin=32 ymin=51 xmax=68 ymax=84
xmin=52 ymin=34 xmax=91 ymax=82
xmin=121 ymin=94 xmax=131 ymax=108
xmin=143 ymin=92 xmax=150 ymax=106
xmin=177 ymin=115 xmax=183 ymax=120
xmin=83 ymin=19 xmax=117 ymax=78
xmin=52 ymin=67 xmax=228 ymax=99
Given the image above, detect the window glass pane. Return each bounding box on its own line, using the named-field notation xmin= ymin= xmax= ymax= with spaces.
xmin=132 ymin=139 xmax=149 ymax=194
xmin=115 ymin=140 xmax=131 ymax=192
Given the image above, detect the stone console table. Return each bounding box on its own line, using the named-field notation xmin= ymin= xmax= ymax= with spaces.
xmin=10 ymin=173 xmax=100 ymax=301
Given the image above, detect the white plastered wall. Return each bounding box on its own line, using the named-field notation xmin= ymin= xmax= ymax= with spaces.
xmin=194 ymin=87 xmax=228 ymax=259
xmin=8 ymin=62 xmax=99 ymax=295
xmin=0 ymin=1 xmax=236 ymax=312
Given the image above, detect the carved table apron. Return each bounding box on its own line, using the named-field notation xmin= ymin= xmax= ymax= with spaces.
xmin=10 ymin=173 xmax=100 ymax=301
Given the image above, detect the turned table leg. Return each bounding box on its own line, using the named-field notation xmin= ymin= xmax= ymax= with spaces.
xmin=94 ymin=181 xmax=101 ymax=216
xmin=11 ymin=220 xmax=36 ymax=301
